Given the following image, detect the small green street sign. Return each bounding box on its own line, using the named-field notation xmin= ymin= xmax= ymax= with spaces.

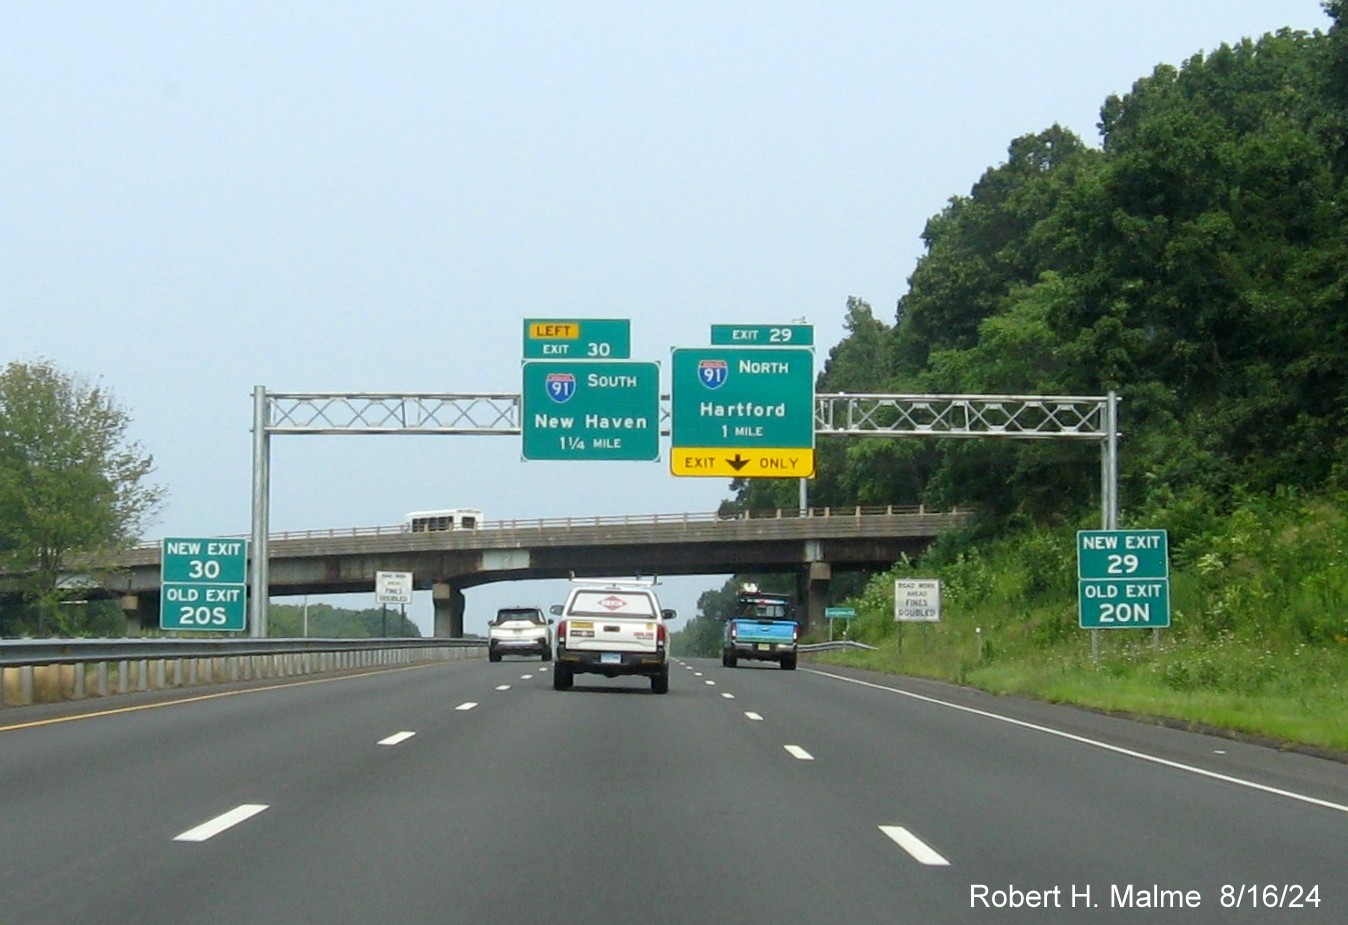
xmin=521 ymin=360 xmax=659 ymax=460
xmin=523 ymin=318 xmax=631 ymax=359
xmin=825 ymin=606 xmax=856 ymax=620
xmin=710 ymin=324 xmax=814 ymax=347
xmin=1077 ymin=530 xmax=1171 ymax=629
xmin=160 ymin=537 xmax=248 ymax=631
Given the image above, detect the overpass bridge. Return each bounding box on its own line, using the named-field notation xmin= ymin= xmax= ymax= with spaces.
xmin=102 ymin=506 xmax=972 ymax=635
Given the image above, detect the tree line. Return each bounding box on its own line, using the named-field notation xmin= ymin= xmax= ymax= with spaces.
xmin=734 ymin=7 xmax=1347 ymax=533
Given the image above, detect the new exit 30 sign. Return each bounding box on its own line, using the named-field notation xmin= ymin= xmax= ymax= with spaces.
xmin=160 ymin=537 xmax=248 ymax=632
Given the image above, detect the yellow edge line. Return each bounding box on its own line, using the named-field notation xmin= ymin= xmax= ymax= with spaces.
xmin=0 ymin=661 xmax=442 ymax=734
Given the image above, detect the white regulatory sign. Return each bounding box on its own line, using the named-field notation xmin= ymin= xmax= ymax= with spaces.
xmin=375 ymin=570 xmax=413 ymax=605
xmin=895 ymin=579 xmax=941 ymax=623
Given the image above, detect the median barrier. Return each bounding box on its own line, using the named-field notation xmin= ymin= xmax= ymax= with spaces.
xmin=0 ymin=638 xmax=485 ymax=708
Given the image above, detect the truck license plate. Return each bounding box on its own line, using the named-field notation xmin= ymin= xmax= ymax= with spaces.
xmin=601 ymin=653 xmax=621 ymax=665
xmin=756 ymin=643 xmax=770 ymax=651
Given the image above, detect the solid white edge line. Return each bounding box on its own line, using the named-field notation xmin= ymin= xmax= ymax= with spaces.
xmin=784 ymin=744 xmax=814 ymax=760
xmin=377 ymin=731 xmax=416 ymax=746
xmin=456 ymin=702 xmax=478 ymax=711
xmin=174 ymin=804 xmax=269 ymax=843
xmin=806 ymin=668 xmax=1348 ymax=816
xmin=879 ymin=825 xmax=950 ymax=866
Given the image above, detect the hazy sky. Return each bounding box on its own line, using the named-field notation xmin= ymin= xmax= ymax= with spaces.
xmin=3 ymin=1 xmax=1331 ymax=632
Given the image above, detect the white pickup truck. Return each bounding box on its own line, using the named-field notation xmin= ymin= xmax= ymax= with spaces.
xmin=550 ymin=580 xmax=674 ymax=694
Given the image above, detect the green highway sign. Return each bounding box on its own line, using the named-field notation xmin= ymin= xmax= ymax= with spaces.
xmin=710 ymin=324 xmax=814 ymax=347
xmin=825 ymin=606 xmax=856 ymax=620
xmin=523 ymin=318 xmax=631 ymax=359
xmin=1079 ymin=580 xmax=1170 ymax=629
xmin=521 ymin=360 xmax=659 ymax=460
xmin=160 ymin=537 xmax=248 ymax=632
xmin=1077 ymin=530 xmax=1171 ymax=629
xmin=669 ymin=346 xmax=815 ymax=478
xmin=1078 ymin=529 xmax=1168 ymax=580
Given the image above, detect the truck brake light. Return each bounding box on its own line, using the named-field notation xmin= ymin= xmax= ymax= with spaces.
xmin=557 ymin=620 xmax=567 ymax=646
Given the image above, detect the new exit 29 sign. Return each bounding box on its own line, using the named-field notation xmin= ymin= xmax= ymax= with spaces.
xmin=1077 ymin=529 xmax=1170 ymax=629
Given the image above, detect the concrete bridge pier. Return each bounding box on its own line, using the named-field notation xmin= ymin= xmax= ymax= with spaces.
xmin=797 ymin=559 xmax=832 ymax=638
xmin=432 ymin=581 xmax=465 ymax=638
xmin=120 ymin=594 xmax=144 ymax=637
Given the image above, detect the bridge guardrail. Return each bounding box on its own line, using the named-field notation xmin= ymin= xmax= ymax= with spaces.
xmin=125 ymin=505 xmax=955 ymax=547
xmin=0 ymin=637 xmax=483 ymax=709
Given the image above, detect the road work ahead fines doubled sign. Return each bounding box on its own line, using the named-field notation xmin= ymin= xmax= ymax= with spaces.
xmin=669 ymin=347 xmax=815 ymax=478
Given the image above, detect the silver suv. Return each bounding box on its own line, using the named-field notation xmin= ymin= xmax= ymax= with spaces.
xmin=488 ymin=607 xmax=553 ymax=662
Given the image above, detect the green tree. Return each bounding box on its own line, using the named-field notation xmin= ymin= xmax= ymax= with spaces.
xmin=0 ymin=360 xmax=165 ymax=635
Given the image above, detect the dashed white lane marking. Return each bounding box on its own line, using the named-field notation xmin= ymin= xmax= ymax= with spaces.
xmin=539 ymin=667 xmax=549 ymax=673
xmin=174 ymin=804 xmax=269 ymax=843
xmin=745 ymin=712 xmax=765 ymax=722
xmin=456 ymin=702 xmax=478 ymax=711
xmin=520 ymin=674 xmax=534 ymax=680
xmin=495 ymin=685 xmax=512 ymax=691
xmin=721 ymin=692 xmax=736 ymax=700
xmin=694 ymin=672 xmax=704 ymax=677
xmin=784 ymin=745 xmax=814 ymax=760
xmin=879 ymin=826 xmax=950 ymax=866
xmin=377 ymin=731 xmax=416 ymax=746
xmin=704 ymin=680 xmax=716 ymax=686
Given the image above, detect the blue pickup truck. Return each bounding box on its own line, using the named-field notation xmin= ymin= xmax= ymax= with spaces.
xmin=722 ymin=588 xmax=799 ymax=670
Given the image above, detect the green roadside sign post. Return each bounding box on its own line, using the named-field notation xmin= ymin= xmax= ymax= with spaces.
xmin=1077 ymin=529 xmax=1170 ymax=629
xmin=161 ymin=537 xmax=249 ymax=632
xmin=521 ymin=360 xmax=660 ymax=461
xmin=825 ymin=605 xmax=856 ymax=642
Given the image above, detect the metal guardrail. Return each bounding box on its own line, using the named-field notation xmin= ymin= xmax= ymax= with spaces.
xmin=0 ymin=638 xmax=485 ymax=708
xmin=798 ymin=640 xmax=878 ymax=653
xmin=0 ymin=637 xmax=479 ymax=668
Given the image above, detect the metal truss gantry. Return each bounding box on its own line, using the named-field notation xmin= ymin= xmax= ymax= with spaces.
xmin=250 ymin=388 xmax=1119 ymax=634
